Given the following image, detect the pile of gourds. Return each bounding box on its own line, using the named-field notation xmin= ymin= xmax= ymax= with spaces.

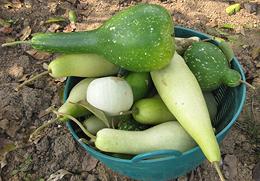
xmin=3 ymin=4 xmax=249 ymax=181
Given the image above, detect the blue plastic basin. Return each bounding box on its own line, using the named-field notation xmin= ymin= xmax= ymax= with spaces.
xmin=64 ymin=26 xmax=246 ymax=181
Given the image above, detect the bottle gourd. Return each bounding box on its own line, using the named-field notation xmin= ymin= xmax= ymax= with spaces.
xmin=2 ymin=4 xmax=175 ymax=72
xmin=151 ymin=52 xmax=225 ymax=181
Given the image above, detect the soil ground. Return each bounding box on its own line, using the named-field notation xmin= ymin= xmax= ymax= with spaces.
xmin=0 ymin=0 xmax=259 ymax=181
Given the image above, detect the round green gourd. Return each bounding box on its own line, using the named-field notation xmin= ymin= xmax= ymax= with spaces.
xmin=3 ymin=4 xmax=174 ymax=72
xmin=132 ymin=96 xmax=176 ymax=125
xmin=83 ymin=116 xmax=107 ymax=135
xmin=125 ymin=72 xmax=151 ymax=101
xmin=183 ymin=42 xmax=241 ymax=91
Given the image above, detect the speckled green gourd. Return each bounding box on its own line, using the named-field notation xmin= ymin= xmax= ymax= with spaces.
xmin=183 ymin=42 xmax=241 ymax=91
xmin=29 ymin=4 xmax=174 ymax=72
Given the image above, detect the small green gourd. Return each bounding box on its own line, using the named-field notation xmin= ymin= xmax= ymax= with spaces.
xmin=132 ymin=96 xmax=176 ymax=125
xmin=2 ymin=4 xmax=174 ymax=72
xmin=30 ymin=78 xmax=93 ymax=140
xmin=83 ymin=116 xmax=107 ymax=135
xmin=183 ymin=42 xmax=242 ymax=91
xmin=132 ymin=93 xmax=217 ymax=125
xmin=16 ymin=54 xmax=119 ymax=90
xmin=125 ymin=72 xmax=151 ymax=101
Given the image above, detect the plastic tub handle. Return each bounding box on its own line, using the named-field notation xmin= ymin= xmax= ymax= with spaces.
xmin=131 ymin=150 xmax=182 ymax=163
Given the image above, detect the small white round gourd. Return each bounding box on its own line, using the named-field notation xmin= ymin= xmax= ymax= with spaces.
xmin=86 ymin=76 xmax=134 ymax=115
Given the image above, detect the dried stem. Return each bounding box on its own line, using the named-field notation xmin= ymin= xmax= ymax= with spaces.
xmin=239 ymin=80 xmax=256 ymax=90
xmin=15 ymin=71 xmax=49 ymax=91
xmin=213 ymin=161 xmax=225 ymax=181
xmin=2 ymin=40 xmax=31 ymax=47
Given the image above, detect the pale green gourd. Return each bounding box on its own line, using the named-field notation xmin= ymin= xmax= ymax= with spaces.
xmin=151 ymin=52 xmax=221 ymax=164
xmin=95 ymin=121 xmax=196 ymax=154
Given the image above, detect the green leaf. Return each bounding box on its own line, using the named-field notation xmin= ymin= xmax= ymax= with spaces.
xmin=68 ymin=10 xmax=77 ymax=23
xmin=214 ymin=37 xmax=225 ymax=43
xmin=70 ymin=100 xmax=111 ymax=128
xmin=45 ymin=17 xmax=67 ymax=24
xmin=226 ymin=3 xmax=241 ymax=15
xmin=221 ymin=23 xmax=235 ymax=29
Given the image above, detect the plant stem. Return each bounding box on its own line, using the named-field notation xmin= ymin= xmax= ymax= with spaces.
xmin=239 ymin=80 xmax=256 ymax=90
xmin=78 ymin=138 xmax=93 ymax=145
xmin=15 ymin=71 xmax=49 ymax=91
xmin=202 ymin=38 xmax=212 ymax=42
xmin=119 ymin=107 xmax=138 ymax=115
xmin=119 ymin=110 xmax=134 ymax=115
xmin=2 ymin=40 xmax=31 ymax=47
xmin=29 ymin=117 xmax=59 ymax=141
xmin=54 ymin=111 xmax=96 ymax=141
xmin=213 ymin=161 xmax=225 ymax=181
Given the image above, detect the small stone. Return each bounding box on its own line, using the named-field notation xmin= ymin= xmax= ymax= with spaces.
xmin=257 ymin=62 xmax=260 ymax=68
xmin=223 ymin=154 xmax=238 ymax=180
xmin=82 ymin=155 xmax=98 ymax=171
xmin=48 ymin=24 xmax=61 ymax=32
xmin=36 ymin=136 xmax=50 ymax=152
xmin=0 ymin=119 xmax=9 ymax=130
xmin=81 ymin=172 xmax=89 ymax=179
xmin=18 ymin=55 xmax=30 ymax=68
xmin=87 ymin=174 xmax=97 ymax=181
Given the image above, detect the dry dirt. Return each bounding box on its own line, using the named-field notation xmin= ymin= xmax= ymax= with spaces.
xmin=0 ymin=0 xmax=259 ymax=181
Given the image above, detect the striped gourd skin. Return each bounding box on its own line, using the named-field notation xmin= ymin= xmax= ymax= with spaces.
xmin=31 ymin=4 xmax=175 ymax=72
xmin=183 ymin=42 xmax=240 ymax=91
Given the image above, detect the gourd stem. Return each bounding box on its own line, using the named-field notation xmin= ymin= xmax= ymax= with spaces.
xmin=119 ymin=110 xmax=134 ymax=115
xmin=29 ymin=117 xmax=59 ymax=141
xmin=54 ymin=111 xmax=96 ymax=141
xmin=119 ymin=107 xmax=138 ymax=115
xmin=239 ymin=80 xmax=256 ymax=90
xmin=78 ymin=138 xmax=93 ymax=145
xmin=2 ymin=40 xmax=31 ymax=47
xmin=213 ymin=161 xmax=225 ymax=181
xmin=15 ymin=71 xmax=49 ymax=91
xmin=202 ymin=38 xmax=212 ymax=42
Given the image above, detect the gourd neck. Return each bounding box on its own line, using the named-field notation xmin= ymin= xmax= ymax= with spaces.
xmin=31 ymin=29 xmax=101 ymax=54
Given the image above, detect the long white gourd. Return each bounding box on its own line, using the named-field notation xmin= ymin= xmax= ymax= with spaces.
xmin=151 ymin=52 xmax=221 ymax=163
xmin=95 ymin=121 xmax=196 ymax=154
